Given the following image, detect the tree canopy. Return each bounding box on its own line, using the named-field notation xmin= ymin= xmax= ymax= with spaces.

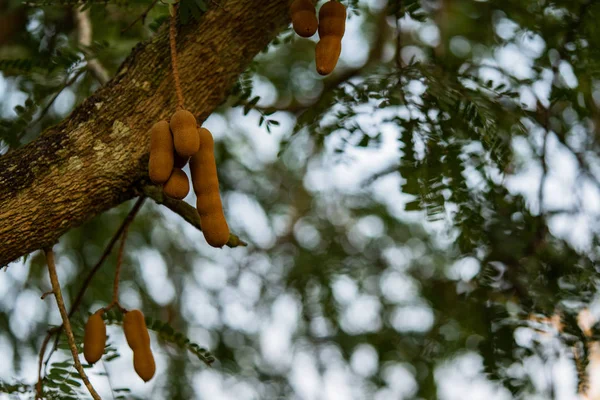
xmin=1 ymin=0 xmax=599 ymax=398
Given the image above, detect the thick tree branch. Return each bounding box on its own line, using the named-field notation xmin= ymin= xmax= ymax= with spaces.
xmin=0 ymin=0 xmax=290 ymax=266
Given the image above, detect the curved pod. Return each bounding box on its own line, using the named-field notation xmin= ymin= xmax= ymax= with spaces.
xmin=133 ymin=347 xmax=156 ymax=382
xmin=190 ymin=127 xmax=230 ymax=248
xmin=290 ymin=0 xmax=318 ymax=37
xmin=148 ymin=120 xmax=174 ymax=184
xmin=170 ymin=109 xmax=200 ymax=157
xmin=318 ymin=0 xmax=347 ymax=28
xmin=163 ymin=168 xmax=190 ymax=200
xmin=315 ymin=0 xmax=346 ymax=75
xmin=83 ymin=310 xmax=106 ymax=364
xmin=123 ymin=309 xmax=150 ymax=351
xmin=316 ymin=37 xmax=342 ymax=76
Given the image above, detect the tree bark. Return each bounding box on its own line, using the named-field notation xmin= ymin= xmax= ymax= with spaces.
xmin=0 ymin=0 xmax=291 ymax=266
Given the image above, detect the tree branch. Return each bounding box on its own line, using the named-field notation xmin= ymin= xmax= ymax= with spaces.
xmin=142 ymin=185 xmax=247 ymax=247
xmin=44 ymin=248 xmax=101 ymax=400
xmin=74 ymin=6 xmax=110 ymax=85
xmin=0 ymin=0 xmax=289 ymax=266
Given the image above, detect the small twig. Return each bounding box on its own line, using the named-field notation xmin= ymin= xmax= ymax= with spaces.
xmin=109 ymin=207 xmax=134 ymax=310
xmin=38 ymin=197 xmax=146 ymax=394
xmin=35 ymin=327 xmax=58 ymax=400
xmin=74 ymin=6 xmax=110 ymax=84
xmin=169 ymin=4 xmax=185 ymax=108
xmin=43 ymin=248 xmax=101 ymax=400
xmin=40 ymin=290 xmax=54 ymax=300
xmin=70 ymin=196 xmax=146 ymax=319
xmin=16 ymin=68 xmax=85 ymax=146
xmin=122 ymin=0 xmax=160 ymax=33
xmin=538 ymin=104 xmax=550 ymax=215
xmin=142 ymin=185 xmax=247 ymax=247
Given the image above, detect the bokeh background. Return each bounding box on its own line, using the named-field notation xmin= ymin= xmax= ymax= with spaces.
xmin=1 ymin=0 xmax=600 ymax=398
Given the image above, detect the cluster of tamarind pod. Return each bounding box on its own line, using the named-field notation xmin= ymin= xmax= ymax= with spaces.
xmin=148 ymin=108 xmax=230 ymax=248
xmin=290 ymin=0 xmax=347 ymax=75
xmin=83 ymin=308 xmax=156 ymax=382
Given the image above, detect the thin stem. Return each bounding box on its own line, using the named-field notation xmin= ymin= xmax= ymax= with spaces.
xmin=70 ymin=197 xmax=146 ymax=318
xmin=122 ymin=0 xmax=160 ymax=33
xmin=112 ymin=215 xmax=131 ymax=304
xmin=170 ymin=5 xmax=184 ymax=109
xmin=36 ymin=328 xmax=58 ymax=400
xmin=75 ymin=6 xmax=110 ymax=84
xmin=44 ymin=248 xmax=101 ymax=400
xmin=38 ymin=197 xmax=146 ymax=394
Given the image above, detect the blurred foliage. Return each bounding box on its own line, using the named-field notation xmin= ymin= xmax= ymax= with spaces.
xmin=1 ymin=0 xmax=600 ymax=399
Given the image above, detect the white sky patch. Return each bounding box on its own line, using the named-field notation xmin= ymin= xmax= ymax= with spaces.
xmin=495 ymin=43 xmax=534 ymax=80
xmin=53 ymin=88 xmax=76 ymax=116
xmin=182 ymin=283 xmax=221 ymax=329
xmin=135 ymin=249 xmax=175 ymax=305
xmin=380 ymin=270 xmax=419 ymax=303
xmin=194 ymin=259 xmax=228 ymax=291
xmin=340 ymin=14 xmax=370 ymax=69
xmin=447 ymin=257 xmax=481 ymax=282
xmin=290 ymin=351 xmax=322 ymax=400
xmin=381 ymin=363 xmax=418 ymax=399
xmin=351 ymin=344 xmax=379 ymax=378
xmin=227 ymin=191 xmax=275 ymax=249
xmin=390 ymin=304 xmax=434 ymax=333
xmin=341 ymin=295 xmax=382 ymax=334
xmin=436 ymin=353 xmax=513 ymax=400
xmin=559 ymin=61 xmax=578 ymax=88
xmin=495 ymin=18 xmax=519 ymax=41
xmin=324 ymin=366 xmax=355 ymax=400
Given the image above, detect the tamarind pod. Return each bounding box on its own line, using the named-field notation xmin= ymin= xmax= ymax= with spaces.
xmin=83 ymin=310 xmax=106 ymax=364
xmin=196 ymin=198 xmax=230 ymax=247
xmin=190 ymin=127 xmax=230 ymax=248
xmin=123 ymin=309 xmax=150 ymax=351
xmin=315 ymin=37 xmax=342 ymax=76
xmin=174 ymin=152 xmax=190 ymax=169
xmin=170 ymin=109 xmax=200 ymax=157
xmin=290 ymin=0 xmax=318 ymax=37
xmin=133 ymin=347 xmax=156 ymax=382
xmin=318 ymin=1 xmax=346 ymax=37
xmin=148 ymin=120 xmax=174 ymax=184
xmin=163 ymin=168 xmax=190 ymax=200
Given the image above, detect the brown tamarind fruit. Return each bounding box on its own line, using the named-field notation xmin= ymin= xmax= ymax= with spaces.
xmin=123 ymin=309 xmax=150 ymax=351
xmin=170 ymin=109 xmax=200 ymax=157
xmin=133 ymin=347 xmax=156 ymax=382
xmin=316 ymin=37 xmax=342 ymax=76
xmin=318 ymin=0 xmax=346 ymax=37
xmin=290 ymin=0 xmax=318 ymax=38
xmin=163 ymin=168 xmax=190 ymax=200
xmin=83 ymin=309 xmax=106 ymax=364
xmin=315 ymin=0 xmax=346 ymax=75
xmin=148 ymin=120 xmax=174 ymax=184
xmin=190 ymin=127 xmax=230 ymax=248
xmin=123 ymin=309 xmax=155 ymax=382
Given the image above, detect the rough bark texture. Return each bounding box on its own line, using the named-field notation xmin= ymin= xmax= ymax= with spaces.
xmin=0 ymin=0 xmax=291 ymax=266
